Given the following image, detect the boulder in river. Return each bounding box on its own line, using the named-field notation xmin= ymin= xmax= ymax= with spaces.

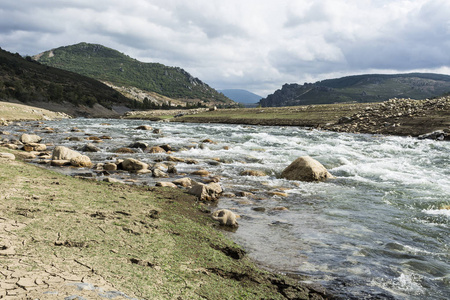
xmin=81 ymin=143 xmax=101 ymax=152
xmin=70 ymin=155 xmax=93 ymax=168
xmin=240 ymin=170 xmax=267 ymax=177
xmin=120 ymin=158 xmax=150 ymax=173
xmin=135 ymin=125 xmax=152 ymax=130
xmin=281 ymin=156 xmax=334 ymax=182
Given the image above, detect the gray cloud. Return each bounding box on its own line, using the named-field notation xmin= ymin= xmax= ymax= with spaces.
xmin=1 ymin=0 xmax=449 ymax=97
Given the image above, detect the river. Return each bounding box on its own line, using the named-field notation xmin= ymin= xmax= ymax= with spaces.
xmin=5 ymin=118 xmax=449 ymax=299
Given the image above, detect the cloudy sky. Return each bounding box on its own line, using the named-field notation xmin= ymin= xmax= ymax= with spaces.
xmin=1 ymin=0 xmax=450 ymax=97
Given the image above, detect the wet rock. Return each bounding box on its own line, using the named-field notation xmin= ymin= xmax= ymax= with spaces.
xmin=153 ymin=128 xmax=162 ymax=134
xmin=153 ymin=168 xmax=169 ymax=178
xmin=202 ymin=139 xmax=216 ymax=143
xmin=166 ymin=156 xmax=185 ymax=162
xmin=129 ymin=141 xmax=148 ymax=150
xmin=281 ymin=156 xmax=334 ymax=182
xmin=20 ymin=133 xmax=42 ymax=144
xmin=70 ymin=155 xmax=93 ymax=168
xmin=120 ymin=158 xmax=150 ymax=173
xmin=148 ymin=146 xmax=166 ymax=153
xmin=51 ymin=160 xmax=71 ymax=167
xmin=268 ymin=191 xmax=288 ymax=197
xmin=191 ymin=169 xmax=210 ymax=176
xmin=167 ymin=164 xmax=177 ymax=174
xmin=159 ymin=144 xmax=172 ymax=152
xmin=252 ymin=207 xmax=266 ymax=212
xmin=240 ymin=170 xmax=267 ymax=177
xmin=81 ymin=143 xmax=101 ymax=152
xmin=212 ymin=209 xmax=238 ymax=227
xmin=103 ymin=162 xmax=117 ymax=171
xmin=114 ymin=147 xmax=136 ymax=154
xmin=135 ymin=125 xmax=152 ymax=130
xmin=188 ymin=182 xmax=222 ymax=201
xmin=23 ymin=143 xmax=47 ymax=152
xmin=418 ymin=130 xmax=447 ymax=141
xmin=86 ymin=136 xmax=102 ymax=141
xmin=67 ymin=136 xmax=84 ymax=141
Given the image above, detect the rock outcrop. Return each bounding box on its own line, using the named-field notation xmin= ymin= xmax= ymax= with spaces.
xmin=281 ymin=156 xmax=334 ymax=182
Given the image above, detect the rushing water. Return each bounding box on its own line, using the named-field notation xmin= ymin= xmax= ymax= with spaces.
xmin=4 ymin=118 xmax=449 ymax=299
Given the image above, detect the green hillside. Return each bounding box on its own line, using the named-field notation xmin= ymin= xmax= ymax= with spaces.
xmin=0 ymin=47 xmax=133 ymax=111
xmin=34 ymin=42 xmax=232 ymax=104
xmin=260 ymin=73 xmax=450 ymax=107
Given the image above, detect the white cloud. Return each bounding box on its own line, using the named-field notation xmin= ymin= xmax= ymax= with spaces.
xmin=1 ymin=0 xmax=449 ymax=97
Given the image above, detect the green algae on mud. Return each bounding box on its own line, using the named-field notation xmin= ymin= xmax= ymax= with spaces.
xmin=0 ymin=149 xmax=331 ymax=299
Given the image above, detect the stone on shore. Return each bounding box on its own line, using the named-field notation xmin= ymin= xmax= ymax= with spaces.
xmin=156 ymin=182 xmax=178 ymax=188
xmin=281 ymin=156 xmax=334 ymax=182
xmin=0 ymin=153 xmax=15 ymax=160
xmin=172 ymin=177 xmax=194 ymax=187
xmin=188 ymin=182 xmax=223 ymax=201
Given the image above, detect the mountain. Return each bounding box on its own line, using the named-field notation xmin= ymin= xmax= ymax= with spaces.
xmin=33 ymin=42 xmax=233 ymax=106
xmin=219 ymin=89 xmax=262 ymax=104
xmin=0 ymin=47 xmax=134 ymax=117
xmin=260 ymin=73 xmax=450 ymax=107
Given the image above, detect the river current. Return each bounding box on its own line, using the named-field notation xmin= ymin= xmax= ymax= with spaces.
xmin=5 ymin=118 xmax=449 ymax=299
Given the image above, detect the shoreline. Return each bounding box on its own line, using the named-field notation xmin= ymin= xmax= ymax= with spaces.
xmin=1 ymin=116 xmax=333 ymax=298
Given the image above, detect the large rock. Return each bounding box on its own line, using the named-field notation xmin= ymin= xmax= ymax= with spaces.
xmin=281 ymin=156 xmax=334 ymax=182
xmin=20 ymin=134 xmax=42 ymax=144
xmin=188 ymin=183 xmax=223 ymax=201
xmin=70 ymin=155 xmax=93 ymax=168
xmin=121 ymin=158 xmax=149 ymax=173
xmin=52 ymin=146 xmax=82 ymax=161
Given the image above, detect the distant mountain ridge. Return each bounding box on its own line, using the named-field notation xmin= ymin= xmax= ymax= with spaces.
xmin=0 ymin=47 xmax=134 ymax=117
xmin=219 ymin=89 xmax=262 ymax=104
xmin=260 ymin=73 xmax=450 ymax=107
xmin=33 ymin=42 xmax=232 ymax=105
